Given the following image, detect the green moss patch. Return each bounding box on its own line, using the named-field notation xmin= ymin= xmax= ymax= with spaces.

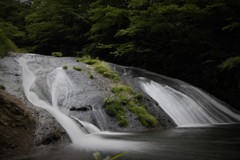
xmin=77 ymin=55 xmax=119 ymax=80
xmin=104 ymin=85 xmax=158 ymax=128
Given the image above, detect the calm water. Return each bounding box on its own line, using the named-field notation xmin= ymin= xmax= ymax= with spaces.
xmin=5 ymin=125 xmax=240 ymax=160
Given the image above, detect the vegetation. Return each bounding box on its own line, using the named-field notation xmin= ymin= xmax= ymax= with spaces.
xmin=77 ymin=55 xmax=98 ymax=65
xmin=73 ymin=66 xmax=82 ymax=71
xmin=219 ymin=56 xmax=240 ymax=70
xmin=0 ymin=29 xmax=17 ymax=57
xmin=51 ymin=52 xmax=63 ymax=57
xmin=63 ymin=65 xmax=68 ymax=70
xmin=88 ymin=72 xmax=94 ymax=79
xmin=0 ymin=84 xmax=6 ymax=90
xmin=93 ymin=152 xmax=125 ymax=160
xmin=78 ymin=55 xmax=119 ymax=80
xmin=104 ymin=85 xmax=158 ymax=128
xmin=95 ymin=62 xmax=119 ymax=80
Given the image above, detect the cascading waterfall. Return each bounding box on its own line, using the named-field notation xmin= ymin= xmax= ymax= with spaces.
xmin=139 ymin=77 xmax=240 ymax=127
xmin=17 ymin=55 xmax=143 ymax=151
xmin=18 ymin=56 xmax=85 ymax=144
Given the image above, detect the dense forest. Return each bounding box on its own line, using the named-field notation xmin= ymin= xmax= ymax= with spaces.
xmin=0 ymin=0 xmax=240 ymax=110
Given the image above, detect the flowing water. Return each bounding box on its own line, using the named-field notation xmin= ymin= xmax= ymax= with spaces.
xmin=139 ymin=77 xmax=240 ymax=127
xmin=12 ymin=54 xmax=240 ymax=160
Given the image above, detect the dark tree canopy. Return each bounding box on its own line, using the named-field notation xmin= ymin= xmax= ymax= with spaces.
xmin=1 ymin=0 xmax=240 ymax=110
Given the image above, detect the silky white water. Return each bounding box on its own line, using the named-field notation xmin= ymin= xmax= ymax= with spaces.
xmin=140 ymin=78 xmax=240 ymax=127
xmin=18 ymin=56 xmax=85 ymax=144
xmin=17 ymin=55 xmax=144 ymax=151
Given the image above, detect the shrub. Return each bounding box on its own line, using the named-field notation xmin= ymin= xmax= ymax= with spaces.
xmin=52 ymin=52 xmax=63 ymax=57
xmin=73 ymin=66 xmax=82 ymax=71
xmin=0 ymin=29 xmax=17 ymax=57
xmin=63 ymin=65 xmax=68 ymax=70
xmin=0 ymin=84 xmax=5 ymax=90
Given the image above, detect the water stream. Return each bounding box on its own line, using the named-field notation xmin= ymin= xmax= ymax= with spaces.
xmin=139 ymin=77 xmax=240 ymax=127
xmin=13 ymin=54 xmax=240 ymax=160
xmin=17 ymin=55 xmax=143 ymax=152
xmin=18 ymin=57 xmax=85 ymax=144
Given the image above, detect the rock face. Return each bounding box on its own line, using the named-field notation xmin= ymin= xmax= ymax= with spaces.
xmin=0 ymin=53 xmax=175 ymax=157
xmin=0 ymin=54 xmax=70 ymax=155
xmin=0 ymin=90 xmax=35 ymax=155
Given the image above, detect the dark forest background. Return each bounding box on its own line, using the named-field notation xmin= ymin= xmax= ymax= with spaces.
xmin=1 ymin=0 xmax=240 ymax=110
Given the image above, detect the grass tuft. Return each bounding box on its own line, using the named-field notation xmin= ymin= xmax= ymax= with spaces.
xmin=73 ymin=66 xmax=82 ymax=71
xmin=77 ymin=55 xmax=98 ymax=65
xmin=63 ymin=65 xmax=68 ymax=70
xmin=52 ymin=52 xmax=63 ymax=57
xmin=0 ymin=84 xmax=6 ymax=90
xmin=95 ymin=62 xmax=119 ymax=80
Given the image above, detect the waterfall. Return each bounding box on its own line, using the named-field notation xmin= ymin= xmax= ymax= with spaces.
xmin=18 ymin=56 xmax=85 ymax=144
xmin=139 ymin=77 xmax=240 ymax=127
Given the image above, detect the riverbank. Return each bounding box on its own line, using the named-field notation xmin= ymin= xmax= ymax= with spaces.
xmin=0 ymin=90 xmax=35 ymax=155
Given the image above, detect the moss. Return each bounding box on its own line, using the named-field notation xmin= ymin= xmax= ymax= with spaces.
xmin=104 ymin=97 xmax=128 ymax=127
xmin=51 ymin=52 xmax=63 ymax=57
xmin=134 ymin=93 xmax=144 ymax=100
xmin=63 ymin=65 xmax=68 ymax=70
xmin=137 ymin=114 xmax=158 ymax=128
xmin=104 ymin=85 xmax=158 ymax=128
xmin=0 ymin=84 xmax=5 ymax=90
xmin=73 ymin=66 xmax=82 ymax=71
xmin=128 ymin=101 xmax=158 ymax=128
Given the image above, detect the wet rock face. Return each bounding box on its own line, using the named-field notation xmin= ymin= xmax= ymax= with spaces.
xmin=111 ymin=64 xmax=177 ymax=128
xmin=0 ymin=54 xmax=70 ymax=149
xmin=1 ymin=53 xmax=174 ymax=143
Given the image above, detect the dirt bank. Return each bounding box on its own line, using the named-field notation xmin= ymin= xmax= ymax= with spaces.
xmin=0 ymin=90 xmax=36 ymax=155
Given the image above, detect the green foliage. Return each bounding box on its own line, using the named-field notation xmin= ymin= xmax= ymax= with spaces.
xmin=63 ymin=65 xmax=68 ymax=70
xmin=111 ymin=85 xmax=133 ymax=94
xmin=88 ymin=72 xmax=94 ymax=79
xmin=104 ymin=84 xmax=158 ymax=128
xmin=134 ymin=93 xmax=144 ymax=100
xmin=25 ymin=0 xmax=90 ymax=54
xmin=0 ymin=84 xmax=6 ymax=90
xmin=95 ymin=62 xmax=119 ymax=80
xmin=52 ymin=52 xmax=63 ymax=57
xmin=73 ymin=66 xmax=82 ymax=71
xmin=128 ymin=101 xmax=158 ymax=128
xmin=77 ymin=55 xmax=98 ymax=65
xmin=138 ymin=114 xmax=158 ymax=128
xmin=104 ymin=97 xmax=128 ymax=127
xmin=219 ymin=56 xmax=240 ymax=70
xmin=0 ymin=29 xmax=17 ymax=57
